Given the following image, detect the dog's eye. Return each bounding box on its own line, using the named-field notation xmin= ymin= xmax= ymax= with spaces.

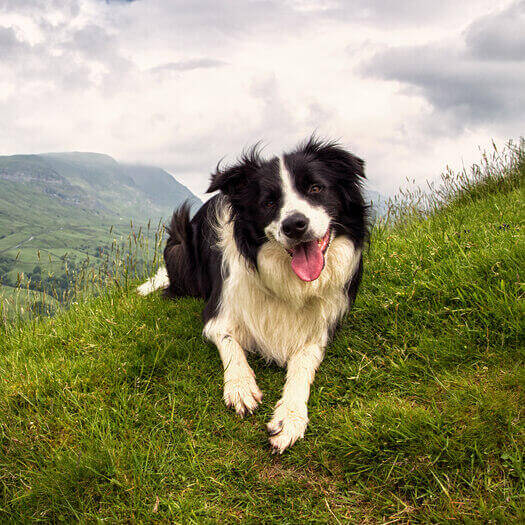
xmin=263 ymin=199 xmax=275 ymax=208
xmin=309 ymin=184 xmax=323 ymax=194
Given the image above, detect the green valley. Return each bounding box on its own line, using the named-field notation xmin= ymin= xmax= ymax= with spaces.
xmin=0 ymin=152 xmax=200 ymax=318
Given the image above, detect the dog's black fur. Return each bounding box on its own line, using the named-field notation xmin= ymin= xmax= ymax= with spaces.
xmin=163 ymin=137 xmax=368 ymax=326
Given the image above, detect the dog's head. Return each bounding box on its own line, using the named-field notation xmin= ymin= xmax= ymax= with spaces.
xmin=207 ymin=137 xmax=368 ymax=282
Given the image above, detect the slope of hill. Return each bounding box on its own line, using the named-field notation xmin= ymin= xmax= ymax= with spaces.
xmin=0 ymin=152 xmax=201 ymax=316
xmin=122 ymin=163 xmax=202 ymax=210
xmin=0 ymin=143 xmax=522 ymax=522
xmin=2 ymin=152 xmax=200 ymax=220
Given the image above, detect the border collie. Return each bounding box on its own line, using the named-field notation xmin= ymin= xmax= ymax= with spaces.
xmin=138 ymin=137 xmax=368 ymax=453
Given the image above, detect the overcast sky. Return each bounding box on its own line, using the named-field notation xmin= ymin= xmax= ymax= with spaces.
xmin=0 ymin=0 xmax=523 ymax=198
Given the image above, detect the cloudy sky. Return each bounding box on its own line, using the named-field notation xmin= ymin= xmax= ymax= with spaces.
xmin=0 ymin=0 xmax=523 ymax=198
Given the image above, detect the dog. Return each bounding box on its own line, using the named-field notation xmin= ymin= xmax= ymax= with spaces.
xmin=138 ymin=137 xmax=368 ymax=453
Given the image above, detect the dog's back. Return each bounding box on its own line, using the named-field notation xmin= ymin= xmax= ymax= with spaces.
xmin=137 ymin=201 xmax=197 ymax=298
xmin=162 ymin=202 xmax=200 ymax=299
xmin=139 ymin=198 xmax=225 ymax=314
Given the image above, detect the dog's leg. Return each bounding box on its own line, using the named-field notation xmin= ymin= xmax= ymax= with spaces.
xmin=267 ymin=344 xmax=324 ymax=453
xmin=204 ymin=320 xmax=262 ymax=417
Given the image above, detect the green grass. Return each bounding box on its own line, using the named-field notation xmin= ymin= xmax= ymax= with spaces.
xmin=0 ymin=217 xmax=163 ymax=320
xmin=0 ymin=285 xmax=60 ymax=320
xmin=0 ymin=143 xmax=523 ymax=522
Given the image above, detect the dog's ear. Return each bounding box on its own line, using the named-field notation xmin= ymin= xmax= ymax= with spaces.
xmin=206 ymin=163 xmax=247 ymax=195
xmin=301 ymin=136 xmax=365 ymax=181
xmin=206 ymin=145 xmax=262 ymax=195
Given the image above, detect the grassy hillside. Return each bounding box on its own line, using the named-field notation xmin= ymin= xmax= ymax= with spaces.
xmin=122 ymin=164 xmax=202 ymax=211
xmin=0 ymin=152 xmax=200 ymax=318
xmin=0 ymin=152 xmax=200 ymax=221
xmin=0 ymin=143 xmax=523 ymax=522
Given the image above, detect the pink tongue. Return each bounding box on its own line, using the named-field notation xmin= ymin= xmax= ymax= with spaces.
xmin=290 ymin=240 xmax=325 ymax=282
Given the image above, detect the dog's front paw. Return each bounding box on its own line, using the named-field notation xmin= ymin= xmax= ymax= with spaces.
xmin=267 ymin=401 xmax=308 ymax=454
xmin=223 ymin=374 xmax=263 ymax=417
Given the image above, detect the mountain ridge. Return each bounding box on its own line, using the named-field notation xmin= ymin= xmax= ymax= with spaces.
xmin=1 ymin=151 xmax=201 ymax=220
xmin=0 ymin=151 xmax=201 ymax=309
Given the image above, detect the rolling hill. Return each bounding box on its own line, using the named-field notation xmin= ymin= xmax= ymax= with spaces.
xmin=0 ymin=152 xmax=201 ymax=316
xmin=0 ymin=152 xmax=200 ymax=223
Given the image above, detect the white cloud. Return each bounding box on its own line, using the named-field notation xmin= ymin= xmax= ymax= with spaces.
xmin=465 ymin=0 xmax=525 ymax=61
xmin=362 ymin=1 xmax=525 ymax=129
xmin=0 ymin=0 xmax=521 ymax=198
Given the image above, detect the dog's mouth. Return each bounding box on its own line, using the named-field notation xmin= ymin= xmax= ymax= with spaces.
xmin=287 ymin=229 xmax=331 ymax=282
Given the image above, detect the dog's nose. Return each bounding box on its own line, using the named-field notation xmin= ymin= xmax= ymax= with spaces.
xmin=282 ymin=213 xmax=309 ymax=239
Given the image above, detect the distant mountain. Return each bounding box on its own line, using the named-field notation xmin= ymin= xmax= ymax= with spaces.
xmin=0 ymin=152 xmax=201 ymax=314
xmin=43 ymin=152 xmax=200 ymax=219
xmin=122 ymin=163 xmax=201 ymax=211
xmin=0 ymin=152 xmax=200 ymax=223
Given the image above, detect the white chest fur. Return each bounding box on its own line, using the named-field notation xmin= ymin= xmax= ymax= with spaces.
xmin=208 ymin=210 xmax=361 ymax=367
